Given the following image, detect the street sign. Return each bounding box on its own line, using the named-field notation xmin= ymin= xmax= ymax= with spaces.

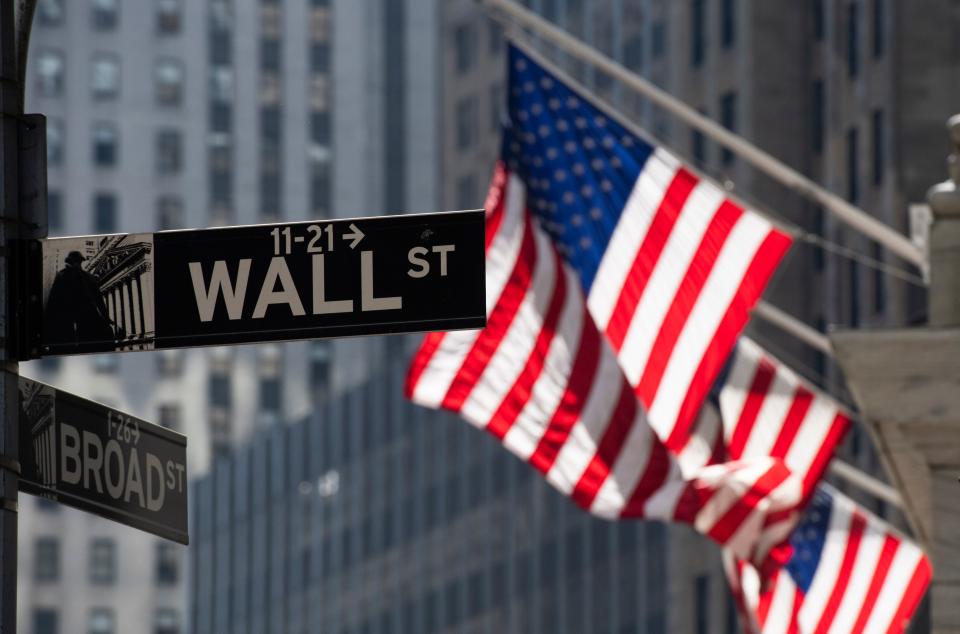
xmin=18 ymin=377 xmax=189 ymax=544
xmin=27 ymin=209 xmax=486 ymax=356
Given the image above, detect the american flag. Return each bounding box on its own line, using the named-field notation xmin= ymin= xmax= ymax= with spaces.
xmin=718 ymin=338 xmax=852 ymax=499
xmin=406 ymin=44 xmax=804 ymax=565
xmin=725 ymin=484 xmax=932 ymax=634
xmin=499 ymin=46 xmax=793 ymax=455
xmin=716 ymin=342 xmax=930 ymax=632
xmin=407 ymin=160 xmax=800 ymax=567
xmin=680 ymin=339 xmax=856 ymax=572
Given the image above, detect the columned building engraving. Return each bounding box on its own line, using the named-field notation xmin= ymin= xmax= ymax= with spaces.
xmin=86 ymin=235 xmax=156 ymax=350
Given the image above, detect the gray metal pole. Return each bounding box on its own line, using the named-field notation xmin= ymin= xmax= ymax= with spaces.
xmin=482 ymin=0 xmax=927 ymax=268
xmin=0 ymin=1 xmax=31 ymax=630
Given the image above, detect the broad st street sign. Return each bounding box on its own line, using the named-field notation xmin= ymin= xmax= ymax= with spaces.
xmin=18 ymin=377 xmax=188 ymax=544
xmin=27 ymin=209 xmax=486 ymax=356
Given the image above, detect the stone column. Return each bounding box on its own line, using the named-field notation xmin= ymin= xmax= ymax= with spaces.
xmin=122 ymin=281 xmax=132 ymax=340
xmin=831 ymin=115 xmax=960 ymax=634
xmin=130 ymin=275 xmax=142 ymax=338
xmin=927 ymin=114 xmax=960 ymax=327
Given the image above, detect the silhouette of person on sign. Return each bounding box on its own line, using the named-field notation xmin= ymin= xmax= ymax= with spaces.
xmin=43 ymin=251 xmax=117 ymax=352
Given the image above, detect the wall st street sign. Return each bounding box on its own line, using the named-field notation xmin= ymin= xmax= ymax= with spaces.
xmin=18 ymin=378 xmax=188 ymax=544
xmin=27 ymin=210 xmax=486 ymax=356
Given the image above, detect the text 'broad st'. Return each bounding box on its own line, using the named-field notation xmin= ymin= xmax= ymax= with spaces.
xmin=19 ymin=378 xmax=189 ymax=544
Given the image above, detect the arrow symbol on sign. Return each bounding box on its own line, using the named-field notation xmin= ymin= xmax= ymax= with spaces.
xmin=343 ymin=223 xmax=365 ymax=249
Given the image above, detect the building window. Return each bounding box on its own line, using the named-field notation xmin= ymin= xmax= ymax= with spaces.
xmin=34 ymin=609 xmax=59 ymax=634
xmin=721 ymin=0 xmax=737 ymax=48
xmin=847 ymin=126 xmax=859 ymax=203
xmin=624 ymin=33 xmax=643 ymax=70
xmin=261 ymin=107 xmax=281 ymax=144
xmin=694 ymin=575 xmax=710 ymax=634
xmin=691 ymin=0 xmax=706 ymax=67
xmin=93 ymin=193 xmax=117 ymax=233
xmin=488 ymin=18 xmax=503 ymax=53
xmin=454 ymin=23 xmax=475 ymax=73
xmin=261 ymin=173 xmax=281 ymax=220
xmin=91 ymin=0 xmax=119 ymax=30
xmin=89 ymin=538 xmax=116 ymax=585
xmin=36 ymin=50 xmax=65 ymax=97
xmin=156 ymin=129 xmax=182 ymax=174
xmin=156 ymin=349 xmax=183 ymax=377
xmin=158 ymin=404 xmax=181 ymax=431
xmin=156 ymin=0 xmax=181 ymax=34
xmin=726 ymin=593 xmax=739 ymax=634
xmin=813 ymin=206 xmax=825 ymax=272
xmin=310 ymin=162 xmax=330 ymax=214
xmin=37 ymin=0 xmax=65 ymax=26
xmin=48 ymin=190 xmax=63 ymax=234
xmin=92 ymin=123 xmax=118 ymax=167
xmin=652 ymin=21 xmax=666 ymax=59
xmin=310 ymin=111 xmax=330 ymax=146
xmin=258 ymin=376 xmax=282 ymax=426
xmin=692 ymin=127 xmax=706 ymax=165
xmin=456 ymin=174 xmax=476 ymax=209
xmin=873 ymin=242 xmax=886 ymax=315
xmin=261 ymin=39 xmax=281 ymax=72
xmin=720 ymin=92 xmax=737 ymax=166
xmin=811 ymin=80 xmax=824 ymax=154
xmin=153 ymin=609 xmax=180 ymax=634
xmin=91 ymin=54 xmax=120 ymax=100
xmin=88 ymin=608 xmax=115 ymax=634
xmin=872 ymin=0 xmax=885 ymax=58
xmin=310 ymin=341 xmax=330 ymax=394
xmin=155 ymin=59 xmax=184 ymax=106
xmin=155 ymin=542 xmax=179 ymax=584
xmin=310 ymin=42 xmax=329 ymax=73
xmin=47 ymin=118 xmax=64 ymax=165
xmin=34 ymin=537 xmax=59 ymax=582
xmin=812 ymin=0 xmax=825 ymax=40
xmin=156 ymin=196 xmax=183 ymax=230
xmin=489 ymin=82 xmax=503 ymax=133
xmin=211 ymin=166 xmax=232 ymax=208
xmin=209 ymin=373 xmax=231 ymax=408
xmin=210 ymin=103 xmax=232 ymax=134
xmin=455 ymin=96 xmax=477 ymax=151
xmin=872 ymin=108 xmax=884 ymax=185
xmin=92 ymin=354 xmax=119 ymax=374
xmin=849 ymin=259 xmax=860 ymax=326
xmin=211 ymin=30 xmax=231 ymax=65
xmin=847 ymin=2 xmax=860 ymax=78
xmin=209 ymin=67 xmax=233 ymax=103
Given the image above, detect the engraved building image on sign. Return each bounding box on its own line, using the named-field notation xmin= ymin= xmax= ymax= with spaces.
xmin=40 ymin=233 xmax=155 ymax=354
xmin=19 ymin=379 xmax=56 ymax=491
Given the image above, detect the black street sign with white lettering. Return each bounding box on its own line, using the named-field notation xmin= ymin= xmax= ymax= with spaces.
xmin=27 ymin=209 xmax=485 ymax=356
xmin=18 ymin=377 xmax=188 ymax=544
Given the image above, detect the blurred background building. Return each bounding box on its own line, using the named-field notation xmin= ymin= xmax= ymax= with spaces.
xmin=17 ymin=0 xmax=958 ymax=632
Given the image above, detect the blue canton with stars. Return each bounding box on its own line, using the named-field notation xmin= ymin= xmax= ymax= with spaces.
xmin=502 ymin=45 xmax=654 ymax=292
xmin=784 ymin=487 xmax=834 ymax=593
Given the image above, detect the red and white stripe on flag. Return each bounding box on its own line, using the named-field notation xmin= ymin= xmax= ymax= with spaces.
xmin=585 ymin=148 xmax=793 ymax=453
xmin=724 ymin=485 xmax=932 ymax=634
xmin=406 ymin=163 xmax=803 ymax=567
xmin=720 ymin=337 xmax=853 ymax=498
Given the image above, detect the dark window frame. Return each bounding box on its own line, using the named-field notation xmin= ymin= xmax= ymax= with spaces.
xmin=89 ymin=538 xmax=116 ymax=585
xmin=691 ymin=0 xmax=706 ymax=67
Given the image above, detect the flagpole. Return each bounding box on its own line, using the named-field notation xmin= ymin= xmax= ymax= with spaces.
xmin=481 ymin=0 xmax=927 ymax=270
xmin=827 ymin=460 xmax=904 ymax=509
